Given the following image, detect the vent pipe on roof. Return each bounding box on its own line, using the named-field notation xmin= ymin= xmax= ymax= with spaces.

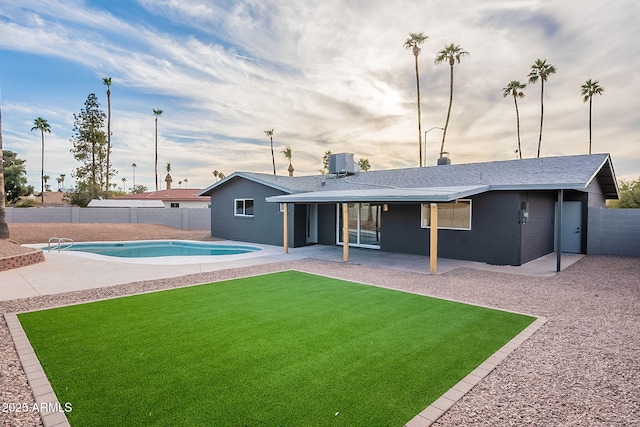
xmin=437 ymin=152 xmax=451 ymax=165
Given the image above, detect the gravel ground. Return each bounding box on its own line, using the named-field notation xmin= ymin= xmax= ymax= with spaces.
xmin=1 ymin=225 xmax=639 ymax=426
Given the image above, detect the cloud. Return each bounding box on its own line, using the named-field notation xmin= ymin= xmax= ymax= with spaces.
xmin=1 ymin=0 xmax=639 ymax=190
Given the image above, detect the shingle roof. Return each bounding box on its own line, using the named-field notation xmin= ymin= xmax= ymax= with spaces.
xmin=199 ymin=154 xmax=619 ymax=201
xmin=114 ymin=189 xmax=209 ymax=202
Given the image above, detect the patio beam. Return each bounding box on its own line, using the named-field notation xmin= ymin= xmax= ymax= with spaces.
xmin=342 ymin=203 xmax=349 ymax=262
xmin=430 ymin=203 xmax=438 ymax=273
xmin=283 ymin=203 xmax=289 ymax=253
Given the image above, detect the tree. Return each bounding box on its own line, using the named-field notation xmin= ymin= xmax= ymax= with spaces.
xmin=69 ymin=93 xmax=109 ymax=201
xmin=404 ymin=32 xmax=428 ymax=167
xmin=43 ymin=174 xmax=51 ymax=192
xmin=609 ymin=178 xmax=640 ymax=208
xmin=31 ymin=117 xmax=51 ymax=204
xmin=184 ymin=178 xmax=188 ymax=187
xmin=264 ymin=128 xmax=276 ymax=176
xmin=320 ymin=150 xmax=332 ymax=174
xmin=528 ymin=59 xmax=556 ymax=158
xmin=212 ymin=170 xmax=220 ymax=181
xmin=581 ymin=79 xmax=604 ymax=154
xmin=131 ymin=184 xmax=148 ymax=194
xmin=434 ymin=43 xmax=469 ymax=158
xmin=60 ymin=173 xmax=65 ymax=190
xmin=358 ymin=158 xmax=371 ymax=171
xmin=2 ymin=150 xmax=32 ymax=203
xmin=218 ymin=172 xmax=225 ymax=180
xmin=103 ymin=77 xmax=112 ymax=194
xmin=121 ymin=177 xmax=127 ymax=191
xmin=131 ymin=163 xmax=137 ymax=187
xmin=502 ymin=80 xmax=527 ymax=159
xmin=153 ymin=109 xmax=163 ymax=191
xmin=281 ymin=145 xmax=294 ymax=176
xmin=0 ymin=105 xmax=8 ymax=238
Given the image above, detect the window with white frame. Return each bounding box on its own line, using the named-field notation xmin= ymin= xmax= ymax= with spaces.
xmin=421 ymin=200 xmax=471 ymax=230
xmin=234 ymin=198 xmax=254 ymax=217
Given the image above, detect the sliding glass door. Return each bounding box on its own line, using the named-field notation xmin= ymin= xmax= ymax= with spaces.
xmin=337 ymin=203 xmax=381 ymax=248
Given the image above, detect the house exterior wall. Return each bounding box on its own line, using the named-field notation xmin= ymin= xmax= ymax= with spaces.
xmin=379 ymin=192 xmax=524 ymax=265
xmin=208 ymin=178 xmax=299 ymax=246
xmin=519 ymin=191 xmax=557 ymax=264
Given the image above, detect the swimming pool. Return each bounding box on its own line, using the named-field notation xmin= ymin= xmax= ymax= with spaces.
xmin=60 ymin=241 xmax=261 ymax=258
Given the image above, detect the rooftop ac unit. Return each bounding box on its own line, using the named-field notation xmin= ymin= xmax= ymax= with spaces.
xmin=329 ymin=153 xmax=355 ymax=175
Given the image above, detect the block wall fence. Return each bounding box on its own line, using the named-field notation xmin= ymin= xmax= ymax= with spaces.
xmin=5 ymin=207 xmax=211 ymax=231
xmin=587 ymin=207 xmax=640 ymax=257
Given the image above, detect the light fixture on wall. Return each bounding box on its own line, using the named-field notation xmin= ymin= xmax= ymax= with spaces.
xmin=383 ymin=204 xmax=389 ymax=211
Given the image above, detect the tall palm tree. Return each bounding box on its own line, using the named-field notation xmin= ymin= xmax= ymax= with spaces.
xmin=358 ymin=158 xmax=371 ymax=171
xmin=502 ymin=80 xmax=527 ymax=159
xmin=434 ymin=43 xmax=469 ymax=158
xmin=281 ymin=145 xmax=294 ymax=176
xmin=404 ymin=32 xmax=428 ymax=167
xmin=43 ymin=175 xmax=50 ymax=192
xmin=183 ymin=178 xmax=188 ymax=187
xmin=131 ymin=163 xmax=137 ymax=187
xmin=264 ymin=128 xmax=276 ymax=175
xmin=153 ymin=109 xmax=163 ymax=190
xmin=528 ymin=59 xmax=556 ymax=158
xmin=0 ymin=102 xmax=8 ymax=239
xmin=212 ymin=170 xmax=219 ymax=181
xmin=103 ymin=77 xmax=112 ymax=193
xmin=581 ymin=79 xmax=604 ymax=154
xmin=31 ymin=117 xmax=51 ymax=204
xmin=121 ymin=177 xmax=127 ymax=191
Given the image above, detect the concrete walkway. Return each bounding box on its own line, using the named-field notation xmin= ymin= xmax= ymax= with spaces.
xmin=0 ymin=243 xmax=583 ymax=301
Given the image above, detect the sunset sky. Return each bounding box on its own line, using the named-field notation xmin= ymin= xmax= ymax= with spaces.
xmin=1 ymin=0 xmax=638 ymax=191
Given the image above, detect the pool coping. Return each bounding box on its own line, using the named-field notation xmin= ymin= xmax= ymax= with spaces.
xmin=5 ymin=268 xmax=547 ymax=427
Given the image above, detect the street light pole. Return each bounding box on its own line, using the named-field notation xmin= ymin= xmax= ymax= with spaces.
xmin=424 ymin=127 xmax=444 ymax=167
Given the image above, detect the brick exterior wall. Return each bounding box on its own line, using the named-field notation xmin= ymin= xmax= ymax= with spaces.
xmin=0 ymin=249 xmax=45 ymax=271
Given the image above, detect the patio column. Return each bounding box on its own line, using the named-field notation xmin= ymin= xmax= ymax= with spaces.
xmin=283 ymin=203 xmax=289 ymax=253
xmin=429 ymin=203 xmax=438 ymax=274
xmin=556 ymin=190 xmax=563 ymax=272
xmin=342 ymin=203 xmax=349 ymax=262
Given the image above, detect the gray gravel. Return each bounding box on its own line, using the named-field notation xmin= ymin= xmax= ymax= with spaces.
xmin=1 ymin=255 xmax=639 ymax=426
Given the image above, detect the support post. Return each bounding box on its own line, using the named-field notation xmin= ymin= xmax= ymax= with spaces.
xmin=556 ymin=190 xmax=563 ymax=272
xmin=283 ymin=203 xmax=289 ymax=253
xmin=430 ymin=203 xmax=438 ymax=274
xmin=342 ymin=203 xmax=349 ymax=262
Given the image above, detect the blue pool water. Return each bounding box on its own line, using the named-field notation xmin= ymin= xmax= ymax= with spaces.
xmin=62 ymin=241 xmax=260 ymax=258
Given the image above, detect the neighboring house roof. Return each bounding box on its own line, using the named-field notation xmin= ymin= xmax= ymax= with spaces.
xmin=113 ymin=189 xmax=210 ymax=202
xmin=199 ymin=154 xmax=619 ymax=203
xmin=87 ymin=199 xmax=165 ymax=208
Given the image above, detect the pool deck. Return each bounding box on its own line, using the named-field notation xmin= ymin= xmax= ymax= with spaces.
xmin=0 ymin=241 xmax=583 ymax=301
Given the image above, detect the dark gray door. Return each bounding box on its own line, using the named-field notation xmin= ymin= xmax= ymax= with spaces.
xmin=561 ymin=201 xmax=582 ymax=253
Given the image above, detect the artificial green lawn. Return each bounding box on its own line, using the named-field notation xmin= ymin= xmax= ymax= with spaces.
xmin=18 ymin=271 xmax=535 ymax=426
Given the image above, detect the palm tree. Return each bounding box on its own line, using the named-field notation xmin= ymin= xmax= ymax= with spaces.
xmin=43 ymin=175 xmax=50 ymax=192
xmin=131 ymin=163 xmax=137 ymax=187
xmin=164 ymin=162 xmax=172 ymax=190
xmin=502 ymin=80 xmax=527 ymax=159
xmin=404 ymin=32 xmax=428 ymax=167
xmin=31 ymin=117 xmax=51 ymax=204
xmin=153 ymin=109 xmax=163 ymax=190
xmin=103 ymin=77 xmax=112 ymax=193
xmin=178 ymin=180 xmax=182 ymax=188
xmin=358 ymin=158 xmax=371 ymax=171
xmin=264 ymin=128 xmax=276 ymax=175
xmin=581 ymin=79 xmax=604 ymax=154
xmin=218 ymin=172 xmax=225 ymax=180
xmin=183 ymin=178 xmax=188 ymax=187
xmin=121 ymin=177 xmax=127 ymax=191
xmin=60 ymin=173 xmax=65 ymax=190
xmin=528 ymin=59 xmax=556 ymax=158
xmin=281 ymin=145 xmax=294 ymax=176
xmin=212 ymin=170 xmax=219 ymax=181
xmin=434 ymin=43 xmax=469 ymax=158
xmin=0 ymin=103 xmax=9 ymax=238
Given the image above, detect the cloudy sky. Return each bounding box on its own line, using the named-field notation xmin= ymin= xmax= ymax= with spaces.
xmin=1 ymin=0 xmax=638 ymax=191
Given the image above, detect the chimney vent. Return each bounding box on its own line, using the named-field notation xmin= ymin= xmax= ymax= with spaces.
xmin=437 ymin=152 xmax=451 ymax=166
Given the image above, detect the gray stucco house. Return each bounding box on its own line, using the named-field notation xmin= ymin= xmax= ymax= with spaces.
xmin=199 ymin=153 xmax=618 ymax=266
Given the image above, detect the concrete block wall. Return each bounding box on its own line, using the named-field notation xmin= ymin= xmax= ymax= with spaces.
xmin=6 ymin=207 xmax=211 ymax=231
xmin=587 ymin=207 xmax=640 ymax=257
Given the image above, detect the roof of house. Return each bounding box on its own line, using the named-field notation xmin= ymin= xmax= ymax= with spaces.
xmin=199 ymin=154 xmax=619 ymax=203
xmin=113 ymin=188 xmax=209 ymax=202
xmin=87 ymin=199 xmax=165 ymax=208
